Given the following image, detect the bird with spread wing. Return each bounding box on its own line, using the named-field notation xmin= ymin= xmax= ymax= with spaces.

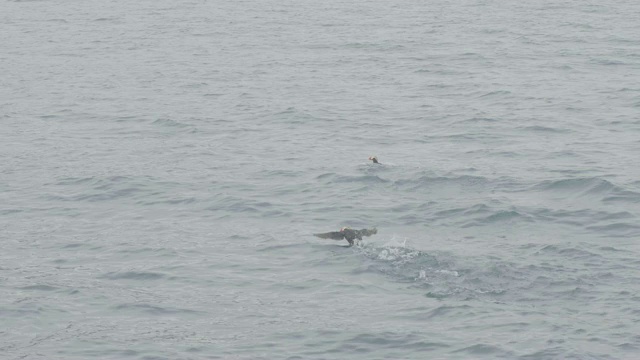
xmin=314 ymin=227 xmax=378 ymax=246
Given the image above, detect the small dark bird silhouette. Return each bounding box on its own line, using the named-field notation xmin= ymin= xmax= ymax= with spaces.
xmin=314 ymin=227 xmax=378 ymax=246
xmin=368 ymin=156 xmax=379 ymax=164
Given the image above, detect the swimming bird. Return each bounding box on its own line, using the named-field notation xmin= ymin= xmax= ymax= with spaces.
xmin=368 ymin=156 xmax=379 ymax=164
xmin=314 ymin=227 xmax=378 ymax=246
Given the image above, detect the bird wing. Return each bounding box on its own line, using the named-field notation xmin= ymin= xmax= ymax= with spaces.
xmin=357 ymin=228 xmax=378 ymax=238
xmin=314 ymin=231 xmax=345 ymax=240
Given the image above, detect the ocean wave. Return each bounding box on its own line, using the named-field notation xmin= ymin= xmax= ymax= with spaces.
xmin=315 ymin=172 xmax=389 ymax=184
xmin=471 ymin=209 xmax=532 ymax=225
xmin=112 ymin=303 xmax=202 ymax=315
xmin=44 ymin=175 xmax=197 ymax=206
xmin=433 ymin=204 xmax=491 ymax=219
xmin=431 ymin=205 xmax=535 ymax=228
xmin=455 ymin=117 xmax=498 ymax=124
xmin=101 ymin=271 xmax=165 ymax=281
xmin=452 ymin=343 xmax=507 ymax=356
xmin=393 ymin=175 xmax=493 ymax=190
xmin=45 ymin=187 xmax=147 ymax=202
xmin=138 ymin=197 xmax=197 ymax=206
xmin=586 ymin=223 xmax=640 ymax=237
xmin=347 ymin=332 xmax=449 ymax=350
xmin=532 ymin=177 xmax=640 ymax=210
xmin=535 ymin=245 xmax=603 ymax=260
xmin=603 ymin=189 xmax=640 ymax=203
xmin=51 ymin=175 xmax=177 ymax=189
xmin=150 ymin=118 xmax=199 ymax=135
xmin=477 ymin=90 xmax=511 ymax=98
xmin=532 ymin=177 xmax=617 ymax=195
xmin=257 ymin=242 xmax=309 ymax=253
xmin=152 ymin=118 xmax=193 ymax=129
xmin=520 ymin=125 xmax=571 ymax=133
xmin=19 ymin=284 xmax=58 ymax=291
xmin=206 ymin=195 xmax=279 ymax=215
xmin=531 ymin=208 xmax=636 ymax=230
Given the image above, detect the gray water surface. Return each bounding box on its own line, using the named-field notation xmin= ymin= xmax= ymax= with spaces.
xmin=2 ymin=0 xmax=640 ymax=359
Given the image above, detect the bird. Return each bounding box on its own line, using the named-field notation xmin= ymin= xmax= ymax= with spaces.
xmin=314 ymin=227 xmax=378 ymax=246
xmin=368 ymin=156 xmax=379 ymax=164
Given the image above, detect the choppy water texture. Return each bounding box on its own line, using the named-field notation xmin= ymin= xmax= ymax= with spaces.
xmin=2 ymin=0 xmax=640 ymax=359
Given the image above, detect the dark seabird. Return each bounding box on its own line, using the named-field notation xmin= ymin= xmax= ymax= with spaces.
xmin=314 ymin=227 xmax=378 ymax=246
xmin=368 ymin=156 xmax=379 ymax=164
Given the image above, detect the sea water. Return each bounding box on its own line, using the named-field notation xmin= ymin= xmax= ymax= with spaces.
xmin=2 ymin=0 xmax=640 ymax=359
